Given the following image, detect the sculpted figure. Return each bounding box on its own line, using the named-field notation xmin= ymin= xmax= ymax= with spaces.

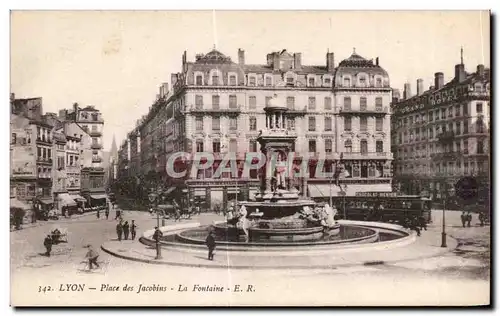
xmin=274 ymin=152 xmax=287 ymax=190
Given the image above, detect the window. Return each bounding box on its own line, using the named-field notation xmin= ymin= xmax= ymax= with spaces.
xmin=286 ymin=97 xmax=295 ymax=109
xmin=286 ymin=77 xmax=294 ymax=86
xmin=229 ymin=75 xmax=237 ymax=86
xmin=249 ymin=140 xmax=258 ymax=152
xmin=212 ymin=95 xmax=220 ymax=109
xmin=249 ymin=76 xmax=256 ymax=86
xmin=375 ymin=97 xmax=383 ymax=111
xmin=359 ymin=76 xmax=366 ymax=86
xmin=344 ymin=117 xmax=352 ymax=131
xmin=476 ymin=103 xmax=483 ymax=113
xmin=376 ymin=140 xmax=383 ymax=153
xmin=343 ymin=77 xmax=351 ymax=87
xmin=376 ymin=117 xmax=383 ymax=131
xmin=344 ymin=139 xmax=352 ymax=153
xmin=455 ymin=141 xmax=461 ymax=152
xmin=308 ymin=140 xmax=316 ymax=152
xmin=287 ymin=117 xmax=296 ymax=131
xmin=325 ymin=139 xmax=332 ymax=153
xmin=324 ymin=77 xmax=331 ymax=85
xmin=308 ymin=117 xmax=316 ymax=131
xmin=265 ymin=96 xmax=272 ymax=107
xmin=195 ymin=95 xmax=203 ymax=109
xmin=441 ymin=109 xmax=445 ymax=119
xmin=360 ymin=97 xmax=367 ymax=111
xmin=249 ymin=116 xmax=257 ymax=131
xmin=455 ymin=122 xmax=461 ymax=135
xmin=360 ymin=140 xmax=368 ymax=154
xmin=211 ymin=74 xmax=219 ymax=86
xmin=463 ymin=120 xmax=469 ymax=134
xmin=229 ymin=95 xmax=237 ymax=108
xmin=477 ymin=140 xmax=484 ymax=154
xmin=196 ymin=140 xmax=204 ymax=152
xmin=249 ymin=96 xmax=257 ymax=109
xmin=344 ymin=97 xmax=351 ymax=110
xmin=47 ymin=149 xmax=52 ymax=160
xmin=455 ymin=105 xmax=461 ymax=117
xmin=409 ymin=116 xmax=414 ymax=125
xmin=308 ymin=77 xmax=315 ymax=87
xmin=212 ymin=117 xmax=220 ymax=131
xmin=476 ymin=119 xmax=484 ymax=133
xmin=324 ymin=117 xmax=332 ymax=131
xmin=11 ymin=133 xmax=16 ymax=144
xmin=464 ymin=140 xmax=469 ymax=154
xmin=360 ymin=117 xmax=368 ymax=131
xmin=265 ymin=76 xmax=272 ymax=86
xmin=429 ymin=111 xmax=434 ymax=122
xmin=195 ymin=75 xmax=203 ymax=85
xmin=194 ymin=117 xmax=204 ymax=131
xmin=229 ymin=139 xmax=238 ymax=153
xmin=308 ymin=97 xmax=316 ymax=110
xmin=463 ymin=104 xmax=468 ymax=115
xmin=229 ymin=117 xmax=238 ymax=130
xmin=324 ymin=97 xmax=332 ymax=110
xmin=376 ymin=78 xmax=382 ymax=87
xmin=212 ymin=140 xmax=221 ymax=153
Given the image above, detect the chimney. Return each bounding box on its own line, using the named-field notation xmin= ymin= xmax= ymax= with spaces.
xmin=162 ymin=83 xmax=169 ymax=97
xmin=455 ymin=64 xmax=466 ymax=82
xmin=171 ymin=73 xmax=178 ymax=87
xmin=376 ymin=57 xmax=379 ymax=66
xmin=326 ymin=52 xmax=335 ymax=72
xmin=392 ymin=89 xmax=401 ymax=103
xmin=416 ymin=79 xmax=424 ymax=96
xmin=434 ymin=72 xmax=444 ymax=89
xmin=238 ymin=48 xmax=245 ymax=65
xmin=273 ymin=53 xmax=280 ymax=71
xmin=73 ymin=102 xmax=78 ymax=114
xmin=403 ymin=83 xmax=412 ymax=99
xmin=293 ymin=53 xmax=302 ymax=69
xmin=58 ymin=109 xmax=67 ymax=120
xmin=477 ymin=64 xmax=485 ymax=76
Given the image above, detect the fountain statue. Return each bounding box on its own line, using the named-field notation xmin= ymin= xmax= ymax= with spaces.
xmin=215 ymin=95 xmax=340 ymax=242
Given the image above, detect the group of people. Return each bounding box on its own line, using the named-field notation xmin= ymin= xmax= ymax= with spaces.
xmin=43 ymin=228 xmax=65 ymax=257
xmin=401 ymin=215 xmax=427 ymax=237
xmin=116 ymin=219 xmax=137 ymax=241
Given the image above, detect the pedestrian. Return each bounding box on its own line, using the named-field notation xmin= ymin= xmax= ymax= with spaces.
xmin=206 ymin=230 xmax=216 ymax=260
xmin=115 ymin=208 xmax=121 ymax=220
xmin=418 ymin=215 xmax=427 ymax=231
xmin=105 ymin=207 xmax=110 ymax=220
xmin=123 ymin=221 xmax=130 ymax=240
xmin=461 ymin=211 xmax=467 ymax=228
xmin=410 ymin=217 xmax=421 ymax=237
xmin=153 ymin=226 xmax=163 ymax=243
xmin=479 ymin=211 xmax=485 ymax=227
xmin=131 ymin=220 xmax=137 ymax=240
xmin=116 ymin=221 xmax=123 ymax=241
xmin=43 ymin=234 xmax=53 ymax=257
xmin=467 ymin=211 xmax=472 ymax=227
xmin=85 ymin=245 xmax=100 ymax=270
xmin=97 ymin=208 xmax=100 ymax=219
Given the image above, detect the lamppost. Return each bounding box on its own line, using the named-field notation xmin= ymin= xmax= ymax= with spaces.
xmin=440 ymin=183 xmax=448 ymax=248
xmin=148 ymin=191 xmax=162 ymax=259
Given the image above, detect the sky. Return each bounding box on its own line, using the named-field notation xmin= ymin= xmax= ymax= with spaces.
xmin=10 ymin=11 xmax=490 ymax=150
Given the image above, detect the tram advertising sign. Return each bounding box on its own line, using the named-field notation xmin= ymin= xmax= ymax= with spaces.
xmin=355 ymin=192 xmax=398 ymax=198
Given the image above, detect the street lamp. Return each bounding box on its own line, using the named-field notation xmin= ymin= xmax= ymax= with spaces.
xmin=440 ymin=184 xmax=448 ymax=248
xmin=148 ymin=191 xmax=162 ymax=259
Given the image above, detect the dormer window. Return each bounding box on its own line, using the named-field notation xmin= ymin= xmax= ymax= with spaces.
xmin=265 ymin=75 xmax=272 ymax=87
xmin=211 ymin=74 xmax=219 ymax=86
xmin=343 ymin=77 xmax=351 ymax=87
xmin=376 ymin=77 xmax=382 ymax=87
xmin=286 ymin=77 xmax=294 ymax=87
xmin=229 ymin=75 xmax=237 ymax=86
xmin=359 ymin=76 xmax=367 ymax=86
xmin=248 ymin=76 xmax=256 ymax=86
xmin=308 ymin=77 xmax=315 ymax=87
xmin=324 ymin=77 xmax=331 ymax=85
xmin=196 ymin=75 xmax=203 ymax=85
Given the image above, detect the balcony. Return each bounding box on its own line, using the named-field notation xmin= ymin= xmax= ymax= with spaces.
xmin=36 ymin=137 xmax=52 ymax=145
xmin=91 ymin=143 xmax=103 ymax=149
xmin=341 ymin=152 xmax=392 ymax=160
xmin=339 ymin=106 xmax=389 ymax=115
xmin=77 ymin=116 xmax=104 ymax=123
xmin=37 ymin=172 xmax=52 ymax=179
xmin=92 ymin=156 xmax=103 ymax=163
xmin=430 ymin=151 xmax=463 ymax=160
xmin=188 ymin=105 xmax=241 ymax=115
xmin=36 ymin=158 xmax=53 ymax=165
xmin=437 ymin=131 xmax=456 ymax=144
xmin=286 ymin=106 xmax=308 ymax=115
xmin=89 ymin=130 xmax=102 ymax=137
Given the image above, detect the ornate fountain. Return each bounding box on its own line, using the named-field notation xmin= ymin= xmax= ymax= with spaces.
xmin=214 ymin=95 xmax=340 ymax=242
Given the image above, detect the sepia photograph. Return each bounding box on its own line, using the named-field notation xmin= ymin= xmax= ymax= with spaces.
xmin=8 ymin=10 xmax=491 ymax=306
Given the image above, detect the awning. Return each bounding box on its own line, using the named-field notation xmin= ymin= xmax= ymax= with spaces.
xmin=308 ymin=184 xmax=392 ymax=198
xmin=90 ymin=194 xmax=108 ymax=200
xmin=58 ymin=193 xmax=77 ymax=207
xmin=10 ymin=198 xmax=31 ymax=210
xmin=38 ymin=198 xmax=54 ymax=205
xmin=71 ymin=194 xmax=87 ymax=202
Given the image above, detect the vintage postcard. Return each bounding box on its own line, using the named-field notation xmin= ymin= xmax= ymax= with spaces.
xmin=9 ymin=10 xmax=491 ymax=306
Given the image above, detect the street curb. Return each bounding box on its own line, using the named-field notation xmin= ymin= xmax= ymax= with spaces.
xmin=101 ymin=239 xmax=458 ymax=270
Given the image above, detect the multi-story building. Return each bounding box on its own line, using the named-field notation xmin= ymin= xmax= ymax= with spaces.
xmin=391 ymin=57 xmax=490 ymax=202
xmin=117 ymin=48 xmax=394 ymax=209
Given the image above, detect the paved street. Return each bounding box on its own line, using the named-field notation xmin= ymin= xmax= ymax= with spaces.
xmin=10 ymin=209 xmax=490 ymax=306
